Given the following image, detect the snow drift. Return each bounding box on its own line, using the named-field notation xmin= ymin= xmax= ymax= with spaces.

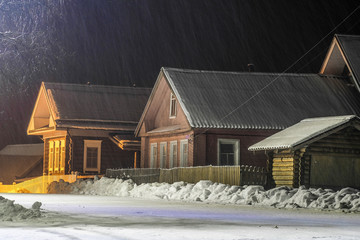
xmin=0 ymin=196 xmax=42 ymax=221
xmin=48 ymin=178 xmax=360 ymax=212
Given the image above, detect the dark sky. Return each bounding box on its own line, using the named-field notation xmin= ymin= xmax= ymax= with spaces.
xmin=0 ymin=0 xmax=360 ymax=147
xmin=57 ymin=0 xmax=360 ymax=87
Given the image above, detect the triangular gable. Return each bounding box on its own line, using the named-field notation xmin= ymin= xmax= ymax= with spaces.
xmin=135 ymin=68 xmax=192 ymax=137
xmin=320 ymin=34 xmax=360 ymax=92
xmin=27 ymin=83 xmax=57 ymax=135
xmin=248 ymin=115 xmax=360 ymax=151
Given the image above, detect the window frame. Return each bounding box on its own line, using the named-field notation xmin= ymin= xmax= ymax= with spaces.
xmin=150 ymin=143 xmax=158 ymax=168
xmin=83 ymin=140 xmax=102 ymax=173
xmin=169 ymin=93 xmax=177 ymax=118
xmin=180 ymin=139 xmax=188 ymax=167
xmin=217 ymin=139 xmax=240 ymax=166
xmin=169 ymin=140 xmax=177 ymax=168
xmin=159 ymin=142 xmax=167 ymax=168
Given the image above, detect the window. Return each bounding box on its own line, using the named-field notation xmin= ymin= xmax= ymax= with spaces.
xmin=54 ymin=141 xmax=60 ymax=172
xmin=60 ymin=140 xmax=65 ymax=173
xmin=150 ymin=143 xmax=157 ymax=168
xmin=169 ymin=141 xmax=177 ymax=168
xmin=83 ymin=140 xmax=102 ymax=173
xmin=217 ymin=139 xmax=240 ymax=166
xmin=160 ymin=142 xmax=167 ymax=168
xmin=48 ymin=141 xmax=54 ymax=174
xmin=169 ymin=93 xmax=177 ymax=118
xmin=48 ymin=139 xmax=66 ymax=175
xmin=180 ymin=139 xmax=188 ymax=167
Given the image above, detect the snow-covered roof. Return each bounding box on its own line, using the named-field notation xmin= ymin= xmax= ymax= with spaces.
xmin=248 ymin=115 xmax=360 ymax=151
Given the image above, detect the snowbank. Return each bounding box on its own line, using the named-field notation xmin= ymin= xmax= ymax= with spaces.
xmin=48 ymin=178 xmax=360 ymax=212
xmin=0 ymin=196 xmax=42 ymax=221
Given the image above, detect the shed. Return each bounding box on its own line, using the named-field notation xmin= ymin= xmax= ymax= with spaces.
xmin=0 ymin=143 xmax=43 ymax=184
xmin=248 ymin=115 xmax=360 ymax=189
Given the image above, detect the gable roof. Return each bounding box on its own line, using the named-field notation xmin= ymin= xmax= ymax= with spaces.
xmin=248 ymin=115 xmax=360 ymax=151
xmin=320 ymin=34 xmax=360 ymax=92
xmin=28 ymin=82 xmax=152 ymax=133
xmin=156 ymin=67 xmax=360 ymax=130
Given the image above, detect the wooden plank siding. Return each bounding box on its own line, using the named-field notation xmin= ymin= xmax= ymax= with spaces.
xmin=71 ymin=136 xmax=134 ymax=174
xmin=106 ymin=165 xmax=267 ymax=186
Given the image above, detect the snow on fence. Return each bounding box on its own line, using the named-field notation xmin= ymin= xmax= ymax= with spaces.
xmin=106 ymin=165 xmax=267 ymax=186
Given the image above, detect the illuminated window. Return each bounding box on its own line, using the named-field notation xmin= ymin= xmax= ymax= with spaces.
xmin=160 ymin=142 xmax=167 ymax=168
xmin=169 ymin=93 xmax=177 ymax=118
xmin=83 ymin=140 xmax=102 ymax=173
xmin=60 ymin=140 xmax=65 ymax=173
xmin=217 ymin=139 xmax=239 ymax=166
xmin=48 ymin=141 xmax=54 ymax=174
xmin=180 ymin=139 xmax=188 ymax=167
xmin=169 ymin=141 xmax=177 ymax=168
xmin=150 ymin=143 xmax=157 ymax=168
xmin=48 ymin=139 xmax=66 ymax=175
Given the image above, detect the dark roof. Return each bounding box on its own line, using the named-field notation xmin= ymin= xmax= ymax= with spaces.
xmin=248 ymin=115 xmax=360 ymax=151
xmin=0 ymin=144 xmax=43 ymax=156
xmin=336 ymin=34 xmax=360 ymax=91
xmin=163 ymin=67 xmax=360 ymax=130
xmin=0 ymin=144 xmax=43 ymax=184
xmin=44 ymin=82 xmax=152 ymax=129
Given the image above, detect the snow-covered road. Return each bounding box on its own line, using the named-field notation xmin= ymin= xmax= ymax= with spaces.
xmin=1 ymin=193 xmax=360 ymax=240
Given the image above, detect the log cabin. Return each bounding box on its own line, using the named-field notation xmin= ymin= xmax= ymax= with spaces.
xmin=135 ymin=66 xmax=360 ymax=170
xmin=248 ymin=115 xmax=360 ymax=189
xmin=27 ymin=82 xmax=151 ymax=176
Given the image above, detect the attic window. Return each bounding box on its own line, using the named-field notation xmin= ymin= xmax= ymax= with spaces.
xmin=169 ymin=93 xmax=177 ymax=118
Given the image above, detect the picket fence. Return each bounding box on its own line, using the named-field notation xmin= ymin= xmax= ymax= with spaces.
xmin=106 ymin=165 xmax=267 ymax=186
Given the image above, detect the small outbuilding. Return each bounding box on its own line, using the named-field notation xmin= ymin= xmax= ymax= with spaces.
xmin=248 ymin=115 xmax=360 ymax=189
xmin=0 ymin=143 xmax=43 ymax=184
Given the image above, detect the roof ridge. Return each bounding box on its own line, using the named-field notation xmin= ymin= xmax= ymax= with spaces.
xmin=43 ymin=82 xmax=152 ymax=90
xmin=335 ymin=34 xmax=360 ymax=38
xmin=163 ymin=67 xmax=322 ymax=77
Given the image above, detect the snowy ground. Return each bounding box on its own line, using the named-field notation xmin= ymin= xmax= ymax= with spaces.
xmin=1 ymin=178 xmax=360 ymax=239
xmin=49 ymin=177 xmax=360 ymax=212
xmin=1 ymin=193 xmax=360 ymax=240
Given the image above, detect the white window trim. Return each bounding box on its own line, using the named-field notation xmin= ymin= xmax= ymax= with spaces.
xmin=217 ymin=139 xmax=240 ymax=166
xmin=83 ymin=140 xmax=102 ymax=173
xmin=180 ymin=139 xmax=188 ymax=167
xmin=150 ymin=143 xmax=157 ymax=168
xmin=160 ymin=142 xmax=167 ymax=168
xmin=169 ymin=93 xmax=177 ymax=118
xmin=169 ymin=140 xmax=177 ymax=168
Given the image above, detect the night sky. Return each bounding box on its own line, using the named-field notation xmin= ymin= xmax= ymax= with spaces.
xmin=0 ymin=0 xmax=360 ymax=147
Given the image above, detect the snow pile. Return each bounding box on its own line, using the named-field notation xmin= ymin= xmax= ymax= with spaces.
xmin=48 ymin=178 xmax=360 ymax=212
xmin=0 ymin=196 xmax=42 ymax=221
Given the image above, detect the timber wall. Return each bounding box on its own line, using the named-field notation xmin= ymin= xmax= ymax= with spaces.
xmin=71 ymin=136 xmax=134 ymax=174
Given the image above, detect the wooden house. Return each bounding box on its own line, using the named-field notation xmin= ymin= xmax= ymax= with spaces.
xmin=0 ymin=144 xmax=43 ymax=184
xmin=135 ymin=67 xmax=360 ymax=169
xmin=248 ymin=115 xmax=360 ymax=189
xmin=27 ymin=82 xmax=151 ymax=175
xmin=320 ymin=34 xmax=360 ymax=93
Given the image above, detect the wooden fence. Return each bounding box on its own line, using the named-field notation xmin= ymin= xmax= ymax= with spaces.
xmin=106 ymin=165 xmax=267 ymax=186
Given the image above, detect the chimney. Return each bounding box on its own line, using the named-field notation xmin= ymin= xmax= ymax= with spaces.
xmin=247 ymin=63 xmax=255 ymax=72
